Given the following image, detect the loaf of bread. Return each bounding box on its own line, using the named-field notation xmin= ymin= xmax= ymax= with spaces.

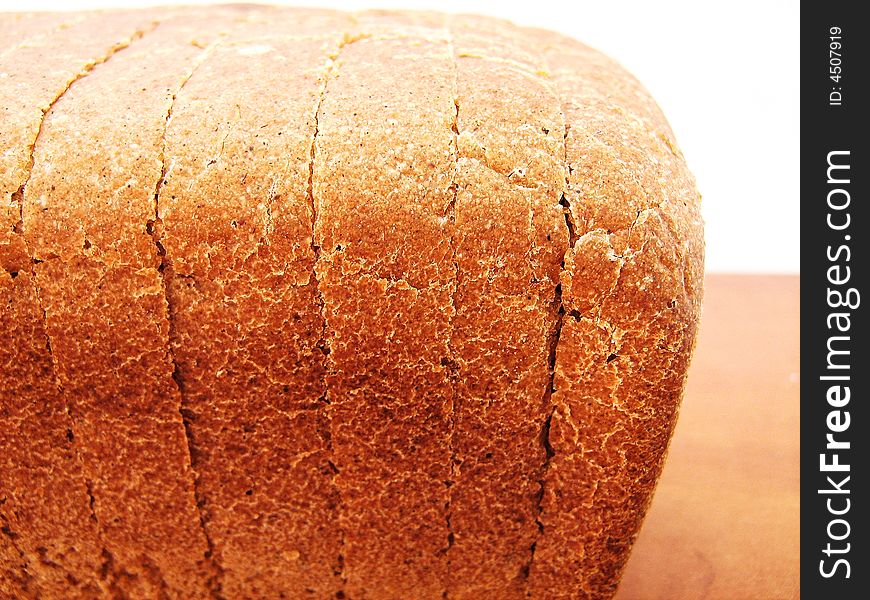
xmin=0 ymin=6 xmax=704 ymax=599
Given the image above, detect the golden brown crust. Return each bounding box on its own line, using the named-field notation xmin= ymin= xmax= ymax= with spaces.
xmin=444 ymin=15 xmax=568 ymax=599
xmin=0 ymin=271 xmax=107 ymax=600
xmin=2 ymin=7 xmax=703 ymax=599
xmin=314 ymin=30 xmax=457 ymax=598
xmin=0 ymin=11 xmax=166 ymax=599
xmin=19 ymin=11 xmax=263 ymax=598
xmin=520 ymin=26 xmax=705 ymax=600
xmin=158 ymin=15 xmax=352 ymax=595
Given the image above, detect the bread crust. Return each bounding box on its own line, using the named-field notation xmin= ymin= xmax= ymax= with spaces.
xmin=157 ymin=14 xmax=352 ymax=595
xmin=0 ymin=11 xmax=164 ymax=598
xmin=313 ymin=29 xmax=457 ymax=598
xmin=1 ymin=7 xmax=703 ymax=599
xmin=443 ymin=15 xmax=568 ymax=599
xmin=19 ymin=11 xmax=263 ymax=598
xmin=523 ymin=27 xmax=705 ymax=600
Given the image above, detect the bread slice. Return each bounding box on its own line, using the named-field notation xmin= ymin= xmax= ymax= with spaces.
xmin=0 ymin=11 xmax=163 ymax=598
xmin=525 ymin=28 xmax=705 ymax=599
xmin=156 ymin=12 xmax=352 ymax=596
xmin=19 ymin=10 xmax=264 ymax=598
xmin=313 ymin=29 xmax=458 ymax=598
xmin=3 ymin=7 xmax=703 ymax=599
xmin=433 ymin=16 xmax=566 ymax=599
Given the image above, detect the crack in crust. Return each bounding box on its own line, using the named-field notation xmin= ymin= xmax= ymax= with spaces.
xmin=148 ymin=38 xmax=228 ymax=600
xmin=523 ymin=295 xmax=563 ymax=586
xmin=441 ymin=18 xmax=461 ymax=600
xmin=0 ymin=514 xmax=33 ymax=594
xmin=522 ymin=54 xmax=575 ymax=592
xmin=519 ymin=34 xmax=702 ymax=599
xmin=13 ymin=22 xmax=157 ymax=250
xmin=11 ymin=19 xmax=160 ymax=595
xmin=308 ymin=32 xmax=355 ymax=597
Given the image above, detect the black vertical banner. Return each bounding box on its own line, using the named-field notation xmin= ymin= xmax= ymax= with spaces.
xmin=802 ymin=3 xmax=868 ymax=598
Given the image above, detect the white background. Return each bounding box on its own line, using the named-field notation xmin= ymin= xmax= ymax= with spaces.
xmin=1 ymin=0 xmax=800 ymax=273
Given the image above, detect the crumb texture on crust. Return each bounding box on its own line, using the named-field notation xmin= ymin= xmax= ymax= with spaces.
xmin=1 ymin=6 xmax=703 ymax=599
xmin=1 ymin=10 xmax=166 ymax=599
xmin=313 ymin=25 xmax=456 ymax=599
xmin=156 ymin=11 xmax=353 ymax=597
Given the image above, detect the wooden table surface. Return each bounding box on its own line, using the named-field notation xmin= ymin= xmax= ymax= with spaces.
xmin=615 ymin=274 xmax=800 ymax=600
